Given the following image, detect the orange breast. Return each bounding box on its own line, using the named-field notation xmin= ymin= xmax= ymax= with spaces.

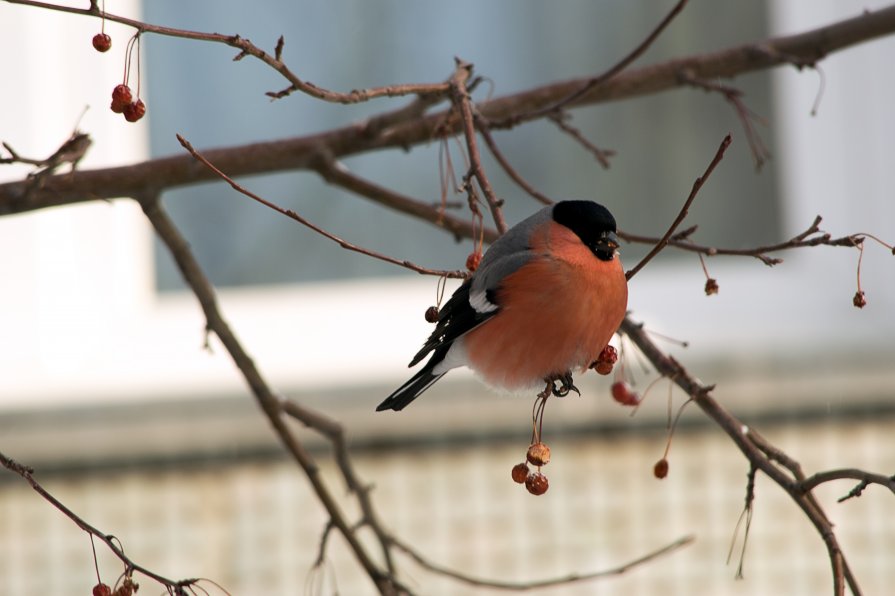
xmin=464 ymin=222 xmax=628 ymax=390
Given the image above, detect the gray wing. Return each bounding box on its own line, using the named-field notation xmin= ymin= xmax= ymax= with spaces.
xmin=468 ymin=204 xmax=553 ymax=313
xmin=405 ymin=204 xmax=555 ymax=367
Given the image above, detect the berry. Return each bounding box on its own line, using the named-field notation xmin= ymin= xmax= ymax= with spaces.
xmin=853 ymin=291 xmax=866 ymax=309
xmin=92 ymin=33 xmax=112 ymax=52
xmin=654 ymin=458 xmax=669 ymax=479
xmin=92 ymin=583 xmax=112 ymax=596
xmin=526 ymin=442 xmax=551 ymax=467
xmin=511 ymin=462 xmax=529 ymax=484
xmin=591 ymin=345 xmax=618 ymax=375
xmin=525 ymin=472 xmax=549 ymax=495
xmin=704 ymin=278 xmax=719 ymax=295
xmin=465 ymin=251 xmax=481 ymax=272
xmin=110 ymin=85 xmax=133 ymax=114
xmin=594 ymin=361 xmax=614 ymax=375
xmin=610 ymin=381 xmax=640 ymax=406
xmin=424 ymin=306 xmax=439 ymax=323
xmin=123 ymin=99 xmax=146 ymax=123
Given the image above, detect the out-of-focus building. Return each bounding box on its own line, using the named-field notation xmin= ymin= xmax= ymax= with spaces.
xmin=1 ymin=2 xmax=893 ymax=594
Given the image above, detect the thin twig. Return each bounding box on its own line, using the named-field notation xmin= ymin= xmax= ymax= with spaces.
xmin=450 ymin=58 xmax=508 ymax=234
xmin=0 ymin=450 xmax=199 ymax=595
xmin=625 ymin=134 xmax=732 ymax=281
xmin=4 ymin=0 xmax=450 ymax=106
xmin=391 ymin=534 xmax=694 ymax=591
xmin=138 ymin=194 xmax=405 ymax=595
xmin=501 ymin=0 xmax=690 ymax=125
xmin=176 ymin=134 xmax=467 ymax=280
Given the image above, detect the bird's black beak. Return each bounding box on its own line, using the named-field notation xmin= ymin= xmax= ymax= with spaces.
xmin=592 ymin=231 xmax=619 ymax=261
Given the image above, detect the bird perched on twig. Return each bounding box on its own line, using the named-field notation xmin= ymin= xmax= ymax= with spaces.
xmin=377 ymin=200 xmax=628 ymax=412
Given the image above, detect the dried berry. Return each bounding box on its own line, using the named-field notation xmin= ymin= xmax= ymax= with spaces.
xmin=526 ymin=442 xmax=551 ymax=467
xmin=92 ymin=33 xmax=112 ymax=52
xmin=704 ymin=278 xmax=719 ymax=295
xmin=511 ymin=462 xmax=529 ymax=484
xmin=610 ymin=381 xmax=640 ymax=406
xmin=92 ymin=583 xmax=112 ymax=596
xmin=110 ymin=84 xmax=133 ymax=114
xmin=123 ymin=99 xmax=146 ymax=123
xmin=525 ymin=471 xmax=549 ymax=495
xmin=112 ymin=577 xmax=137 ymax=596
xmin=424 ymin=306 xmax=439 ymax=323
xmin=853 ymin=291 xmax=866 ymax=309
xmin=465 ymin=251 xmax=481 ymax=272
xmin=654 ymin=458 xmax=669 ymax=479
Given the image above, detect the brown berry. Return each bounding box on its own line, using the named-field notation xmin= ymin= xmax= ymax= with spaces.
xmin=525 ymin=471 xmax=549 ymax=495
xmin=853 ymin=291 xmax=866 ymax=309
xmin=610 ymin=381 xmax=640 ymax=406
xmin=654 ymin=458 xmax=669 ymax=479
xmin=92 ymin=33 xmax=112 ymax=52
xmin=123 ymin=99 xmax=146 ymax=123
xmin=466 ymin=251 xmax=481 ymax=272
xmin=526 ymin=442 xmax=551 ymax=467
xmin=704 ymin=278 xmax=719 ymax=295
xmin=424 ymin=306 xmax=439 ymax=323
xmin=93 ymin=584 xmax=112 ymax=596
xmin=511 ymin=462 xmax=529 ymax=484
xmin=110 ymin=85 xmax=133 ymax=113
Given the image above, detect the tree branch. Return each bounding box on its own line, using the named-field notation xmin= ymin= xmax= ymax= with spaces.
xmin=4 ymin=6 xmax=895 ymax=215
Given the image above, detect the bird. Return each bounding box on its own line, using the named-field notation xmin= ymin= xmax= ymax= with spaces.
xmin=376 ymin=200 xmax=628 ymax=412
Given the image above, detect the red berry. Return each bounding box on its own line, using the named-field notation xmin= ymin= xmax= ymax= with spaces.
xmin=594 ymin=361 xmax=614 ymax=375
xmin=424 ymin=306 xmax=439 ymax=323
xmin=465 ymin=251 xmax=481 ymax=272
xmin=92 ymin=33 xmax=112 ymax=52
xmin=526 ymin=442 xmax=551 ymax=467
xmin=853 ymin=291 xmax=866 ymax=309
xmin=610 ymin=381 xmax=640 ymax=406
xmin=525 ymin=472 xmax=549 ymax=495
xmin=93 ymin=583 xmax=112 ymax=596
xmin=704 ymin=278 xmax=719 ymax=295
xmin=123 ymin=99 xmax=146 ymax=123
xmin=110 ymin=84 xmax=133 ymax=114
xmin=654 ymin=458 xmax=669 ymax=479
xmin=511 ymin=462 xmax=529 ymax=484
xmin=591 ymin=345 xmax=618 ymax=375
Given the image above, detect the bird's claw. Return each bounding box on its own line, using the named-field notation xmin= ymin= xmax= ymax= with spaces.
xmin=541 ymin=372 xmax=579 ymax=398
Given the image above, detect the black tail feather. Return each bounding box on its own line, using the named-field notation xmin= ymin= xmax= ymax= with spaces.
xmin=376 ymin=364 xmax=445 ymax=411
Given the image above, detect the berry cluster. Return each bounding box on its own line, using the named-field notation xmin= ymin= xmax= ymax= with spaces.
xmin=91 ymin=19 xmax=147 ymax=123
xmin=92 ymin=577 xmax=138 ymax=596
xmin=511 ymin=442 xmax=551 ymax=495
xmin=110 ymin=84 xmax=145 ymax=122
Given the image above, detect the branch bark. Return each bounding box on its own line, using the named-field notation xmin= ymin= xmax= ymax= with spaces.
xmin=3 ymin=6 xmax=895 ymax=216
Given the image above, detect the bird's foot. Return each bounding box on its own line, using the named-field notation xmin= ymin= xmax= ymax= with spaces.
xmin=541 ymin=372 xmax=579 ymax=398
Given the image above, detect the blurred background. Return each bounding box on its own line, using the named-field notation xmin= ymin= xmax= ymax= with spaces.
xmin=1 ymin=1 xmax=893 ymax=594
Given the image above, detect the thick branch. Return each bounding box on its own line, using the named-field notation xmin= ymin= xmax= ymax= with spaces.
xmin=4 ymin=6 xmax=895 ymax=215
xmin=138 ymin=194 xmax=400 ymax=595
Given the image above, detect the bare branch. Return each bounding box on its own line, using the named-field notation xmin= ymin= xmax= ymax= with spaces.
xmin=4 ymin=0 xmax=451 ymax=105
xmin=625 ymin=134 xmax=732 ymax=281
xmin=138 ymin=194 xmax=404 ymax=595
xmin=176 ymin=134 xmax=467 ymax=279
xmin=0 ymin=450 xmax=200 ymax=595
xmin=6 ymin=7 xmax=895 ymax=215
xmin=391 ymin=534 xmax=694 ymax=591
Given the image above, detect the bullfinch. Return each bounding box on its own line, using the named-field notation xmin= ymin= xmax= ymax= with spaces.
xmin=376 ymin=200 xmax=627 ymax=412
